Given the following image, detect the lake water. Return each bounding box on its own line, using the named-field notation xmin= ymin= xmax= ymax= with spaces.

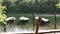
xmin=0 ymin=14 xmax=60 ymax=34
xmin=0 ymin=25 xmax=60 ymax=34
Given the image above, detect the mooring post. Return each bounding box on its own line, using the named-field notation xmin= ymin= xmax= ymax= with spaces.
xmin=54 ymin=11 xmax=57 ymax=29
xmin=32 ymin=13 xmax=35 ymax=31
xmin=54 ymin=11 xmax=57 ymax=34
xmin=4 ymin=24 xmax=6 ymax=32
xmin=35 ymin=17 xmax=42 ymax=34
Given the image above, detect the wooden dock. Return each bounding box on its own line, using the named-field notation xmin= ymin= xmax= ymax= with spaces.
xmin=0 ymin=29 xmax=60 ymax=34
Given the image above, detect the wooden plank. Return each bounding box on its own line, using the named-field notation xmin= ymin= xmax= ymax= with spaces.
xmin=0 ymin=29 xmax=60 ymax=34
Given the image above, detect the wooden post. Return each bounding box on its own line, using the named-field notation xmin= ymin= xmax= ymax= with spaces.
xmin=54 ymin=11 xmax=57 ymax=29
xmin=32 ymin=13 xmax=35 ymax=31
xmin=35 ymin=17 xmax=42 ymax=34
xmin=4 ymin=24 xmax=6 ymax=32
xmin=54 ymin=11 xmax=57 ymax=34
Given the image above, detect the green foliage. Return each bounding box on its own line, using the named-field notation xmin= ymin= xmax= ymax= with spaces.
xmin=56 ymin=1 xmax=60 ymax=8
xmin=0 ymin=4 xmax=7 ymax=24
xmin=1 ymin=0 xmax=60 ymax=13
xmin=0 ymin=0 xmax=3 ymax=3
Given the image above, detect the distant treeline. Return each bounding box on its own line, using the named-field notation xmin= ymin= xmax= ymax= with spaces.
xmin=1 ymin=0 xmax=60 ymax=14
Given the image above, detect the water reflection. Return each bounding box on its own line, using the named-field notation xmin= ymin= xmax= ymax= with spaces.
xmin=0 ymin=24 xmax=60 ymax=34
xmin=6 ymin=26 xmax=33 ymax=32
xmin=0 ymin=25 xmax=60 ymax=34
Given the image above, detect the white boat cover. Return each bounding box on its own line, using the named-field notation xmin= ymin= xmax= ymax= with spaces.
xmin=35 ymin=16 xmax=49 ymax=21
xmin=19 ymin=16 xmax=29 ymax=20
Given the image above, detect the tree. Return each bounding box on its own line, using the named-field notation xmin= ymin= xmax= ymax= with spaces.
xmin=0 ymin=0 xmax=3 ymax=3
xmin=0 ymin=4 xmax=7 ymax=24
xmin=56 ymin=1 xmax=60 ymax=8
xmin=1 ymin=0 xmax=59 ymax=13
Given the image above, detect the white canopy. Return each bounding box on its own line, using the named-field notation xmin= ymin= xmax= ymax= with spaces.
xmin=6 ymin=17 xmax=16 ymax=21
xmin=42 ymin=18 xmax=49 ymax=21
xmin=35 ymin=16 xmax=49 ymax=21
xmin=35 ymin=16 xmax=39 ymax=19
xmin=19 ymin=16 xmax=29 ymax=20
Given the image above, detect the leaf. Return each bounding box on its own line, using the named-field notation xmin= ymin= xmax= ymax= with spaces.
xmin=0 ymin=4 xmax=7 ymax=24
xmin=56 ymin=1 xmax=60 ymax=8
